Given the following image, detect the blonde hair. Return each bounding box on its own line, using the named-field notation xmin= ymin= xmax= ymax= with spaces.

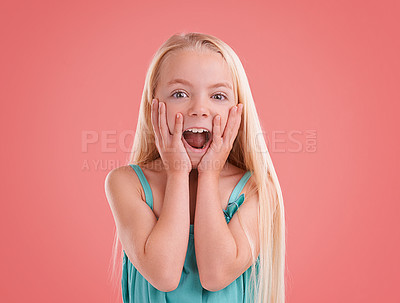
xmin=108 ymin=32 xmax=286 ymax=303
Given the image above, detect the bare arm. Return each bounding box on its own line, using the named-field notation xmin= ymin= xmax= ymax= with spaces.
xmin=105 ymin=166 xmax=190 ymax=292
xmin=194 ymin=171 xmax=259 ymax=291
xmin=144 ymin=169 xmax=190 ymax=290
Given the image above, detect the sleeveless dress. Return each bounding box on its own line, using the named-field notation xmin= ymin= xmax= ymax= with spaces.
xmin=121 ymin=164 xmax=260 ymax=303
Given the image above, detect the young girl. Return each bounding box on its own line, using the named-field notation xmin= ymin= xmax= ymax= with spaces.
xmin=105 ymin=32 xmax=285 ymax=303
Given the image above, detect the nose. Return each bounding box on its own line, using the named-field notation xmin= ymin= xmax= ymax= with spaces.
xmin=187 ymin=96 xmax=210 ymax=118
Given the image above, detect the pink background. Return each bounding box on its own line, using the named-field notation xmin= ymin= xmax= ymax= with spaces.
xmin=1 ymin=0 xmax=399 ymax=302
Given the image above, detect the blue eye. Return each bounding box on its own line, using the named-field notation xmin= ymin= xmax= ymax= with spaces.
xmin=172 ymin=91 xmax=188 ymax=98
xmin=212 ymin=93 xmax=227 ymax=101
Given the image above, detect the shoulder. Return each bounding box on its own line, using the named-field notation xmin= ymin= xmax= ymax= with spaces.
xmin=105 ymin=164 xmax=135 ymax=183
xmin=105 ymin=159 xmax=163 ymax=185
xmin=223 ymin=163 xmax=256 ymax=198
xmin=220 ymin=162 xmax=247 ymax=181
xmin=105 ymin=159 xmax=166 ymax=200
xmin=104 ymin=165 xmax=144 ymax=203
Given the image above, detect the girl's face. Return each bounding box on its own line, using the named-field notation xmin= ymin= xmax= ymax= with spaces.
xmin=154 ymin=49 xmax=236 ymax=167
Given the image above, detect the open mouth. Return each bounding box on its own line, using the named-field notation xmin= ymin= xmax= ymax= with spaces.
xmin=182 ymin=130 xmax=211 ymax=150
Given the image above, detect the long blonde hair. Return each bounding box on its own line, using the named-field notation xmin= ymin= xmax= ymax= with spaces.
xmin=108 ymin=32 xmax=286 ymax=303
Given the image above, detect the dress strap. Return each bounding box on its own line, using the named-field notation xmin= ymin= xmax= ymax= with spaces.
xmin=228 ymin=171 xmax=253 ymax=204
xmin=129 ymin=164 xmax=154 ymax=210
xmin=223 ymin=171 xmax=253 ymax=224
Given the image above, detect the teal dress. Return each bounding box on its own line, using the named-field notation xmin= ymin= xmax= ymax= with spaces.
xmin=122 ymin=164 xmax=260 ymax=302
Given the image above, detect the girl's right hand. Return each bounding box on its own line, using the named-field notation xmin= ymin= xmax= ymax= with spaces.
xmin=151 ymin=98 xmax=192 ymax=175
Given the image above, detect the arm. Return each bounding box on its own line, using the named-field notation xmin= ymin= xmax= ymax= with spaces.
xmin=194 ymin=171 xmax=260 ymax=291
xmin=105 ymin=166 xmax=190 ymax=292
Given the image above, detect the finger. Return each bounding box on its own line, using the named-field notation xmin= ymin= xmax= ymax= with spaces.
xmin=222 ymin=105 xmax=237 ymax=141
xmin=151 ymin=99 xmax=161 ymax=147
xmin=229 ymin=104 xmax=243 ymax=145
xmin=172 ymin=112 xmax=183 ymax=146
xmin=158 ymin=102 xmax=168 ymax=147
xmin=213 ymin=114 xmax=222 ymax=145
xmin=224 ymin=104 xmax=242 ymax=147
xmin=233 ymin=104 xmax=243 ymax=133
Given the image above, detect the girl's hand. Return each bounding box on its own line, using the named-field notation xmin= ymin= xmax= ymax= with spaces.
xmin=197 ymin=103 xmax=243 ymax=175
xmin=151 ymin=99 xmax=192 ymax=175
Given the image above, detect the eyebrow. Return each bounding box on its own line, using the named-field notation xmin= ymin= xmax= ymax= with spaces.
xmin=167 ymin=78 xmax=233 ymax=90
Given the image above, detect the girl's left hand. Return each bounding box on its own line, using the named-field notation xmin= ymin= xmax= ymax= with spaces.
xmin=197 ymin=103 xmax=243 ymax=175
